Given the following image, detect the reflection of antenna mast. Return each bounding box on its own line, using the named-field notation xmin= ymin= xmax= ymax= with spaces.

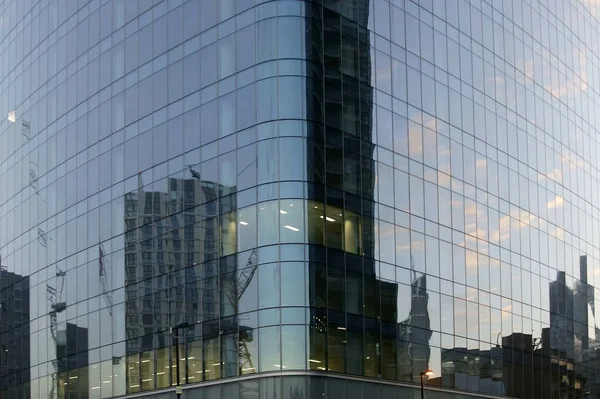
xmin=99 ymin=243 xmax=113 ymax=315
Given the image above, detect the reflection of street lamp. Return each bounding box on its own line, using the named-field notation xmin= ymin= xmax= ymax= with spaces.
xmin=171 ymin=322 xmax=191 ymax=398
xmin=420 ymin=369 xmax=434 ymax=399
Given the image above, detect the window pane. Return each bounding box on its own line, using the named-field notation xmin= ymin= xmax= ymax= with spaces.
xmin=281 ymin=262 xmax=307 ymax=307
xmin=140 ymin=351 xmax=154 ymax=390
xmin=259 ymin=326 xmax=281 ymax=372
xmin=280 ymin=199 xmax=304 ymax=243
xmin=204 ymin=335 xmax=221 ymax=380
xmin=258 ymin=262 xmax=280 ymax=309
xmin=258 ymin=201 xmax=279 ymax=246
xmin=282 ymin=326 xmax=307 ymax=370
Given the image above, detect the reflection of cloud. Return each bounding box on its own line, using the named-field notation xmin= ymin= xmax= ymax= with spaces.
xmin=545 ymin=50 xmax=589 ymax=101
xmin=408 ymin=124 xmax=423 ymax=156
xmin=547 ymin=195 xmax=564 ymax=210
xmin=550 ymin=226 xmax=564 ymax=240
xmin=376 ymin=65 xmax=391 ymax=82
xmin=466 ymin=251 xmax=478 ymax=274
xmin=423 ymin=114 xmax=437 ymax=131
xmin=518 ymin=212 xmax=537 ymax=225
xmin=485 ymin=74 xmax=505 ymax=88
xmin=378 ymin=223 xmax=396 ymax=262
xmin=490 ymin=214 xmax=511 ymax=243
xmin=437 ymin=147 xmax=451 ymax=174
xmin=411 ymin=237 xmax=425 ymax=251
xmin=537 ymin=155 xmax=584 ymax=184
xmin=476 ymin=206 xmax=488 ymax=239
xmin=396 ymin=243 xmax=411 ymax=251
xmin=524 ymin=60 xmax=535 ymax=80
xmin=464 ymin=202 xmax=478 ymax=237
xmin=488 ymin=212 xmax=537 ymax=244
xmin=465 ymin=225 xmax=485 ymax=239
xmin=438 ymin=172 xmax=451 ymax=187
xmin=424 ymin=167 xmax=437 ymax=182
xmin=539 ymin=168 xmax=562 ymax=182
xmin=467 ymin=288 xmax=478 ymax=303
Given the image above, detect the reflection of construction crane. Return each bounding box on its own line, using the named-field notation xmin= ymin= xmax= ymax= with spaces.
xmin=185 ymin=161 xmax=261 ymax=375
xmin=29 ymin=161 xmax=46 ymax=202
xmin=37 ymin=228 xmax=53 ymax=247
xmin=222 ymin=249 xmax=258 ymax=375
xmin=237 ymin=249 xmax=258 ymax=302
xmin=29 ymin=163 xmax=38 ymax=191
xmin=22 ymin=120 xmax=31 ymax=140
xmin=237 ymin=249 xmax=258 ymax=374
xmin=99 ymin=243 xmax=113 ymax=315
xmin=47 ymin=269 xmax=66 ymax=399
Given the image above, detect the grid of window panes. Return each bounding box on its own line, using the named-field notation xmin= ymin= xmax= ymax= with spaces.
xmin=0 ymin=0 xmax=600 ymax=399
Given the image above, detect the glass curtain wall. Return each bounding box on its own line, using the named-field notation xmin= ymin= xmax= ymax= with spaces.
xmin=1 ymin=1 xmax=600 ymax=399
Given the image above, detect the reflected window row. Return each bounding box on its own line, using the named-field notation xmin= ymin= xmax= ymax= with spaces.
xmin=17 ymin=250 xmax=597 ymax=377
xmin=13 ymin=318 xmax=600 ymax=399
xmin=5 ymin=128 xmax=600 ymax=287
xmin=0 ymin=6 xmax=308 ymax=163
xmin=3 ymin=188 xmax=598 ymax=345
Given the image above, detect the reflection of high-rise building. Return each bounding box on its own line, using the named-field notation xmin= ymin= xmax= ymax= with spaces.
xmin=304 ymin=0 xmax=402 ymax=382
xmin=398 ymin=272 xmax=431 ymax=381
xmin=123 ymin=175 xmax=256 ymax=385
xmin=574 ymin=256 xmax=594 ymax=357
xmin=0 ymin=269 xmax=29 ymax=397
xmin=549 ymin=271 xmax=575 ymax=364
xmin=438 ymin=257 xmax=597 ymax=399
xmin=544 ymin=265 xmax=591 ymax=398
xmin=439 ymin=345 xmax=505 ymax=396
xmin=56 ymin=322 xmax=88 ymax=399
xmin=124 ymin=176 xmax=204 ymax=354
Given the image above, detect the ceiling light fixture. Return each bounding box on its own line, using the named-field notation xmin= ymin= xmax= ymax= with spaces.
xmin=320 ymin=216 xmax=336 ymax=222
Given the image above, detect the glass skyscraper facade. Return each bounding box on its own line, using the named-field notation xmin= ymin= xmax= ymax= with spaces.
xmin=1 ymin=0 xmax=600 ymax=398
